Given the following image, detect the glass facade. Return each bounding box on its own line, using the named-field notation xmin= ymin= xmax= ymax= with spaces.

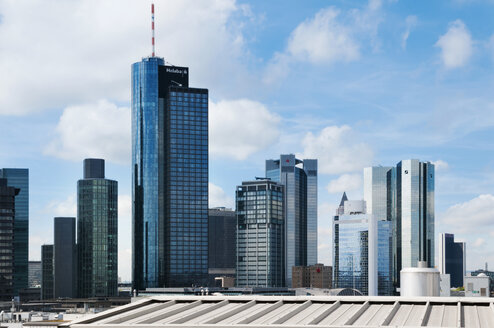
xmin=0 ymin=179 xmax=19 ymax=301
xmin=333 ymin=213 xmax=373 ymax=295
xmin=41 ymin=244 xmax=54 ymax=300
xmin=0 ymin=168 xmax=29 ymax=295
xmin=77 ymin=159 xmax=118 ymax=297
xmin=377 ymin=221 xmax=393 ymax=295
xmin=208 ymin=208 xmax=236 ymax=284
xmin=363 ymin=160 xmax=434 ymax=293
xmin=132 ymin=57 xmax=208 ymax=288
xmin=28 ymin=261 xmax=42 ymax=288
xmin=439 ymin=233 xmax=465 ymax=288
xmin=397 ymin=160 xmax=434 ymax=270
xmin=236 ymin=180 xmax=284 ymax=287
xmin=363 ymin=167 xmax=394 ymax=295
xmin=54 ymin=217 xmax=77 ymax=298
xmin=265 ymin=155 xmax=317 ymax=287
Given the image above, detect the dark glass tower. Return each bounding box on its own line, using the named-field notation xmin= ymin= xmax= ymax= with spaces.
xmin=132 ymin=57 xmax=208 ymax=289
xmin=54 ymin=217 xmax=77 ymax=298
xmin=208 ymin=208 xmax=236 ymax=285
xmin=0 ymin=178 xmax=19 ymax=301
xmin=0 ymin=168 xmax=29 ymax=295
xmin=78 ymin=159 xmax=118 ymax=297
xmin=41 ymin=244 xmax=54 ymax=300
xmin=439 ymin=233 xmax=466 ymax=288
xmin=265 ymin=155 xmax=317 ymax=287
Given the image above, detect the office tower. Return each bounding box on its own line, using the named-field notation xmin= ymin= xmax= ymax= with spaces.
xmin=439 ymin=233 xmax=466 ymax=288
xmin=78 ymin=159 xmax=118 ymax=297
xmin=41 ymin=244 xmax=54 ymax=300
xmin=28 ymin=261 xmax=42 ymax=288
xmin=208 ymin=208 xmax=236 ymax=285
xmin=397 ymin=160 xmax=435 ymax=270
xmin=0 ymin=168 xmax=29 ymax=294
xmin=333 ymin=196 xmax=377 ymax=296
xmin=132 ymin=56 xmax=208 ymax=289
xmin=292 ymin=264 xmax=332 ymax=288
xmin=0 ymin=178 xmax=19 ymax=301
xmin=363 ymin=160 xmax=434 ymax=293
xmin=236 ymin=179 xmax=284 ymax=287
xmin=54 ymin=217 xmax=77 ymax=298
xmin=265 ymin=155 xmax=317 ymax=287
xmin=363 ymin=167 xmax=394 ymax=295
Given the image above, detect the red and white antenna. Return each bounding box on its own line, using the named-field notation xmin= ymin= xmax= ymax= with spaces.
xmin=151 ymin=3 xmax=155 ymax=57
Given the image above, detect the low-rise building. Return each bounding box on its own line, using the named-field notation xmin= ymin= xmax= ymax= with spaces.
xmin=292 ymin=264 xmax=332 ymax=288
xmin=465 ymin=273 xmax=490 ymax=297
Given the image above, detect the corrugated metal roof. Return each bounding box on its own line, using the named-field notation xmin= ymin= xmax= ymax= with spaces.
xmin=64 ymin=295 xmax=494 ymax=328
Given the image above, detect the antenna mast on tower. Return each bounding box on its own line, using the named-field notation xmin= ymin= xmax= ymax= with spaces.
xmin=151 ymin=3 xmax=155 ymax=57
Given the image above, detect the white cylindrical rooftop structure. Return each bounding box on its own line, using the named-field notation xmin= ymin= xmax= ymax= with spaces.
xmin=400 ymin=261 xmax=440 ymax=297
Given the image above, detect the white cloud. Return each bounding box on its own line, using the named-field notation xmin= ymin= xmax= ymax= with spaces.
xmin=401 ymin=15 xmax=418 ymax=49
xmin=318 ymin=227 xmax=332 ymax=266
xmin=209 ymin=182 xmax=234 ymax=209
xmin=29 ymin=235 xmax=52 ymax=261
xmin=118 ymin=194 xmax=132 ymax=282
xmin=299 ymin=125 xmax=373 ymax=175
xmin=473 ymin=237 xmax=486 ymax=248
xmin=0 ymin=0 xmax=255 ymax=115
xmin=45 ymin=100 xmax=130 ymax=164
xmin=440 ymin=194 xmax=494 ymax=234
xmin=44 ymin=194 xmax=77 ymax=218
xmin=118 ymin=248 xmax=132 ymax=283
xmin=432 ymin=160 xmax=449 ymax=172
xmin=263 ymin=0 xmax=387 ymax=84
xmin=435 ymin=20 xmax=473 ymax=69
xmin=210 ymin=99 xmax=280 ymax=160
xmin=327 ymin=174 xmax=362 ymax=194
xmin=286 ymin=8 xmax=360 ymax=65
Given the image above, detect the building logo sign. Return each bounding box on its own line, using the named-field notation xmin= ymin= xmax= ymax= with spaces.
xmin=166 ymin=67 xmax=188 ymax=75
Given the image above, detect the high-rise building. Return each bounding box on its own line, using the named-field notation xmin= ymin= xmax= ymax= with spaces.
xmin=0 ymin=178 xmax=19 ymax=301
xmin=265 ymin=155 xmax=317 ymax=287
xmin=439 ymin=233 xmax=466 ymax=288
xmin=0 ymin=168 xmax=29 ymax=295
xmin=208 ymin=208 xmax=236 ymax=285
xmin=132 ymin=56 xmax=208 ymax=289
xmin=28 ymin=261 xmax=42 ymax=288
xmin=363 ymin=160 xmax=434 ymax=293
xmin=333 ymin=197 xmax=377 ymax=296
xmin=54 ymin=217 xmax=77 ymax=298
xmin=78 ymin=159 xmax=118 ymax=297
xmin=236 ymin=179 xmax=284 ymax=287
xmin=41 ymin=244 xmax=54 ymax=300
xmin=363 ymin=167 xmax=394 ymax=296
xmin=396 ymin=160 xmax=435 ymax=272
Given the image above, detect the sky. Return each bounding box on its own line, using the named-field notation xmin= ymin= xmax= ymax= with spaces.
xmin=1 ymin=0 xmax=494 ymax=282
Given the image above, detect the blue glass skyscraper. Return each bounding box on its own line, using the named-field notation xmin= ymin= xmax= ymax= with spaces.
xmin=363 ymin=160 xmax=434 ymax=294
xmin=265 ymin=155 xmax=317 ymax=287
xmin=0 ymin=168 xmax=28 ymax=295
xmin=332 ymin=198 xmax=377 ymax=296
xmin=132 ymin=57 xmax=208 ymax=289
xmin=363 ymin=166 xmax=394 ymax=295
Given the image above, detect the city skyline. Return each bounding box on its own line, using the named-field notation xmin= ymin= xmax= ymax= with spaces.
xmin=1 ymin=1 xmax=494 ymax=282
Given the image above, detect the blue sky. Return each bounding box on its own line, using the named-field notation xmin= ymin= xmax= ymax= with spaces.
xmin=1 ymin=0 xmax=494 ymax=281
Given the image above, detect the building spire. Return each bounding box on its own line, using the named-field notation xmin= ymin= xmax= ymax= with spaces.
xmin=151 ymin=3 xmax=155 ymax=57
xmin=339 ymin=192 xmax=348 ymax=207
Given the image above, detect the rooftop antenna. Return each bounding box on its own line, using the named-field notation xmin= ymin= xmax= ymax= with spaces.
xmin=151 ymin=3 xmax=155 ymax=57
